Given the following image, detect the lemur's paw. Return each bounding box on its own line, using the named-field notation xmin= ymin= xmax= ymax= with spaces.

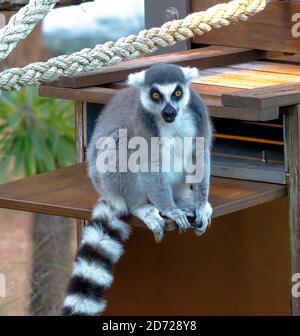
xmin=194 ymin=202 xmax=212 ymax=236
xmin=162 ymin=209 xmax=191 ymax=232
xmin=179 ymin=207 xmax=195 ymax=218
xmin=144 ymin=209 xmax=165 ymax=242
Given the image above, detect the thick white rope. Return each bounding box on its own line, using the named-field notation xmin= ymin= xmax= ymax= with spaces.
xmin=0 ymin=0 xmax=58 ymax=61
xmin=0 ymin=0 xmax=270 ymax=92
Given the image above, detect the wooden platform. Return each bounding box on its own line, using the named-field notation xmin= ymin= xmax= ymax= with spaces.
xmin=0 ymin=164 xmax=287 ymax=223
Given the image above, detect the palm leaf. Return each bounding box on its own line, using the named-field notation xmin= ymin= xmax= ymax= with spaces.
xmin=0 ymin=87 xmax=75 ymax=179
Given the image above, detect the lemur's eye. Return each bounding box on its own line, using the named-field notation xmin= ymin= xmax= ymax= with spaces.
xmin=175 ymin=90 xmax=182 ymax=97
xmin=173 ymin=87 xmax=183 ymax=99
xmin=151 ymin=90 xmax=161 ymax=101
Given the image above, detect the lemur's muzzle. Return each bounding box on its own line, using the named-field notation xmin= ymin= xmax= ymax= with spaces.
xmin=162 ymin=103 xmax=177 ymax=123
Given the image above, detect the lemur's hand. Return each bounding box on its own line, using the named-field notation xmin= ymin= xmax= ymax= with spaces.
xmin=161 ymin=209 xmax=192 ymax=232
xmin=193 ymin=201 xmax=212 ymax=236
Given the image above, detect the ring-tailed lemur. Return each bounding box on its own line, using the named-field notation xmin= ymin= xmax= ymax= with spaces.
xmin=62 ymin=64 xmax=212 ymax=316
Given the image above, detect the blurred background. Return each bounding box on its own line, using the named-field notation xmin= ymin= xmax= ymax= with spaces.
xmin=0 ymin=0 xmax=144 ymax=316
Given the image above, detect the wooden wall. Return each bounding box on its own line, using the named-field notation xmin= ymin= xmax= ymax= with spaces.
xmin=191 ymin=0 xmax=300 ymax=53
xmin=105 ymin=198 xmax=290 ymax=316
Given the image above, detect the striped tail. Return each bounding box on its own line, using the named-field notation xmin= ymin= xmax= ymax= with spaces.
xmin=62 ymin=200 xmax=130 ymax=316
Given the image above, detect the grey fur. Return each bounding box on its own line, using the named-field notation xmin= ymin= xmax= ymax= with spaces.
xmin=144 ymin=63 xmax=186 ymax=86
xmin=88 ymin=63 xmax=213 ymax=239
xmin=63 ymin=64 xmax=212 ymax=316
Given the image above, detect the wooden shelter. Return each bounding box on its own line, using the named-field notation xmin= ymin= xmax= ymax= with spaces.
xmin=0 ymin=0 xmax=300 ymax=315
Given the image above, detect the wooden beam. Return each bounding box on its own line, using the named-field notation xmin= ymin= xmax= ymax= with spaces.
xmin=222 ymin=83 xmax=300 ymax=110
xmin=39 ymin=85 xmax=279 ymax=121
xmin=286 ymin=105 xmax=300 ymax=316
xmin=39 ymin=86 xmax=118 ymax=105
xmin=0 ymin=163 xmax=287 ymax=222
xmin=48 ymin=46 xmax=264 ymax=88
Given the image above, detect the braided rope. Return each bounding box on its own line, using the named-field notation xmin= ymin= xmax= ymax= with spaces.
xmin=0 ymin=0 xmax=58 ymax=61
xmin=0 ymin=0 xmax=270 ymax=92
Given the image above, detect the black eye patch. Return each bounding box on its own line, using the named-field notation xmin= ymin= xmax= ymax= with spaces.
xmin=150 ymin=88 xmax=163 ymax=102
xmin=172 ymin=86 xmax=183 ymax=100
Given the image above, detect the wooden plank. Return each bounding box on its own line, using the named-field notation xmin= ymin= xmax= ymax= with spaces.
xmin=191 ymin=0 xmax=300 ymax=53
xmin=40 ymin=82 xmax=239 ymax=101
xmin=105 ymin=198 xmax=289 ymax=315
xmin=286 ymin=105 xmax=300 ymax=316
xmin=205 ymin=97 xmax=279 ymax=121
xmin=230 ymin=62 xmax=300 ymax=76
xmin=0 ymin=163 xmax=287 ymax=221
xmin=194 ymin=67 xmax=300 ymax=89
xmin=222 ymin=83 xmax=300 ymax=110
xmin=39 ymin=86 xmax=118 ymax=105
xmin=39 ymin=85 xmax=279 ymax=121
xmin=48 ymin=46 xmax=264 ymax=88
xmin=215 ymin=134 xmax=283 ymax=146
xmin=191 ymin=83 xmax=242 ymax=98
xmin=266 ymin=52 xmax=300 ymax=64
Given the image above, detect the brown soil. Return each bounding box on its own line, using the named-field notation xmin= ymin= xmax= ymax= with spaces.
xmin=0 ymin=210 xmax=32 ymax=316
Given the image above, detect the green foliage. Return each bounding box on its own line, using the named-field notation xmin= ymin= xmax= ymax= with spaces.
xmin=0 ymin=87 xmax=75 ymax=181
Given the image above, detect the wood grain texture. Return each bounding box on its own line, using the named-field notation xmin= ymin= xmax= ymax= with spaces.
xmin=222 ymin=83 xmax=300 ymax=110
xmin=39 ymin=85 xmax=279 ymax=122
xmin=194 ymin=67 xmax=300 ymax=89
xmin=286 ymin=105 xmax=300 ymax=316
xmin=0 ymin=163 xmax=287 ymax=221
xmin=75 ymin=101 xmax=85 ymax=164
xmin=104 ymin=197 xmax=290 ymax=315
xmin=49 ymin=46 xmax=264 ymax=88
xmin=191 ymin=0 xmax=300 ymax=53
xmin=266 ymin=52 xmax=300 ymax=64
xmin=75 ymin=101 xmax=86 ymax=244
xmin=39 ymin=86 xmax=118 ymax=105
xmin=230 ymin=62 xmax=300 ymax=75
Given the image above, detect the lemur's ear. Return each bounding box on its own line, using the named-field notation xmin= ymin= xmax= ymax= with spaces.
xmin=181 ymin=66 xmax=199 ymax=82
xmin=127 ymin=70 xmax=146 ymax=87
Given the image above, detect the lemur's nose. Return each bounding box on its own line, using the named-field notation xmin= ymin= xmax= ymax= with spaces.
xmin=162 ymin=103 xmax=177 ymax=123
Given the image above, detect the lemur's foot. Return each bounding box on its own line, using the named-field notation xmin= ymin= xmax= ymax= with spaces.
xmin=162 ymin=209 xmax=192 ymax=232
xmin=131 ymin=205 xmax=165 ymax=242
xmin=193 ymin=202 xmax=212 ymax=236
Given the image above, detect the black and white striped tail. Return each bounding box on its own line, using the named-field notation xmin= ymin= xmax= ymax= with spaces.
xmin=62 ymin=201 xmax=130 ymax=316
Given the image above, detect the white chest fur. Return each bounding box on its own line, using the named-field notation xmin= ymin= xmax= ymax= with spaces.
xmin=156 ymin=109 xmax=197 ymax=186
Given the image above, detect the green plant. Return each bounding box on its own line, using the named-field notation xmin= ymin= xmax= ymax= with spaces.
xmin=0 ymin=86 xmax=75 ymax=181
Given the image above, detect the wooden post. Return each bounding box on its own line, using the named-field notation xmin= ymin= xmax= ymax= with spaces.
xmin=286 ymin=104 xmax=300 ymax=316
xmin=75 ymin=101 xmax=102 ymax=245
xmin=144 ymin=0 xmax=190 ymax=53
xmin=75 ymin=101 xmax=86 ymax=245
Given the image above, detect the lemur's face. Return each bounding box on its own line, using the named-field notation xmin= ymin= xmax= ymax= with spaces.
xmin=140 ymin=82 xmax=190 ymax=123
xmin=128 ymin=64 xmax=199 ymax=123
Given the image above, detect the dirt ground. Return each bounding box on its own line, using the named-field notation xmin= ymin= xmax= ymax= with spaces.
xmin=0 ymin=210 xmax=77 ymax=316
xmin=0 ymin=210 xmax=32 ymax=316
